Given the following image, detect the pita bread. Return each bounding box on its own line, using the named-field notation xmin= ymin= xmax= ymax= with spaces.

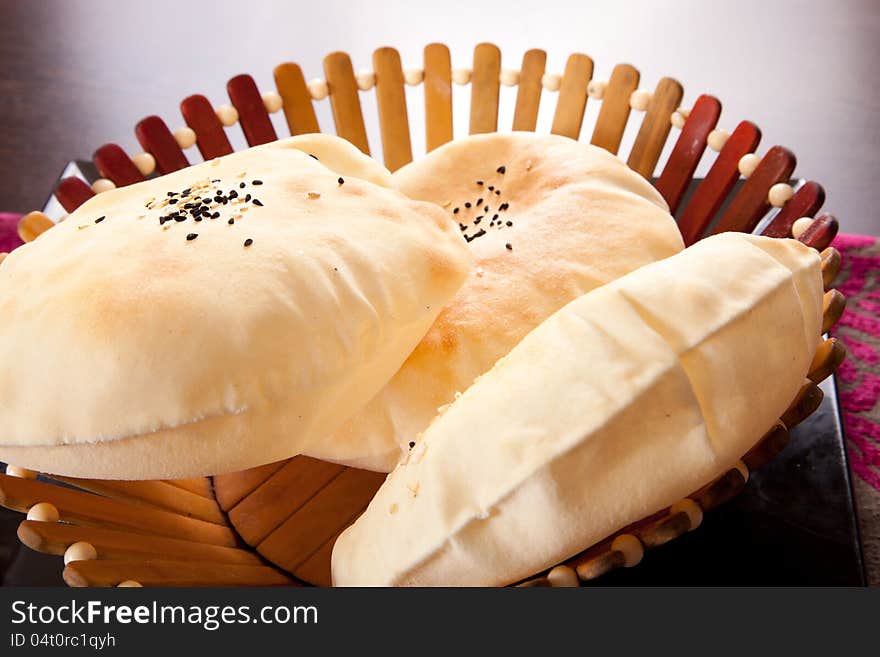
xmin=0 ymin=136 xmax=472 ymax=479
xmin=311 ymin=133 xmax=684 ymax=472
xmin=331 ymin=233 xmax=823 ymax=586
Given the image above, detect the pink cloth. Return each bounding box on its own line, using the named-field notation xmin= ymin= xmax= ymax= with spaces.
xmin=0 ymin=213 xmax=24 ymax=253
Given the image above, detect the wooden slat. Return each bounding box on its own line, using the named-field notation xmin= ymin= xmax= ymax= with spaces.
xmin=799 ymin=213 xmax=839 ymax=251
xmin=423 ymin=43 xmax=453 ymax=151
xmin=324 ymin=51 xmax=370 ymax=154
xmin=293 ymin=527 xmax=345 ymax=587
xmin=213 ymin=460 xmax=287 ymax=512
xmin=229 ymin=456 xmax=344 ymax=546
xmin=512 ymin=49 xmax=546 ymax=132
xmin=677 ymin=120 xmax=761 ymax=244
xmin=822 ymin=289 xmax=847 ymax=334
xmin=761 ymin=181 xmax=826 ymax=238
xmin=590 ymin=63 xmax=640 ymax=154
xmin=227 ymin=73 xmax=277 ymax=147
xmin=809 ymin=337 xmax=846 ymax=384
xmin=92 ymin=143 xmax=145 ymax=187
xmin=711 ymin=145 xmax=797 ymax=234
xmin=64 ymin=559 xmax=293 ymax=588
xmin=653 ymin=94 xmax=721 ymax=214
xmin=626 ymin=77 xmax=684 ymax=178
xmin=373 ymin=46 xmax=413 ymax=171
xmin=55 ymin=177 xmax=95 ymax=213
xmin=18 ymin=520 xmax=262 ymax=565
xmin=274 ymin=62 xmax=320 ymax=135
xmin=469 ymin=42 xmax=501 ymax=134
xmin=550 ymin=53 xmax=594 ymax=139
xmin=742 ymin=423 xmax=790 ymax=471
xmin=163 ymin=477 xmax=213 ymax=499
xmin=257 ymin=468 xmax=385 ymax=574
xmin=180 ymin=93 xmax=234 ymax=159
xmin=0 ymin=474 xmax=237 ymax=547
xmin=782 ymin=382 xmax=824 ymax=427
xmin=48 ymin=476 xmax=226 ymax=525
xmin=821 ymin=247 xmax=843 ymax=288
xmin=135 ymin=115 xmax=189 ymax=174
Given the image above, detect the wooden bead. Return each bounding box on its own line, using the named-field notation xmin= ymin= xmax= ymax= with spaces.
xmin=769 ymin=182 xmax=795 ymax=207
xmin=792 ymin=216 xmax=814 ymax=239
xmin=670 ymin=498 xmax=703 ymax=530
xmin=172 ymin=126 xmax=197 ymax=150
xmin=587 ymin=80 xmax=607 ymax=100
xmin=27 ymin=502 xmax=59 ymax=523
xmin=629 ymin=89 xmax=652 ymax=111
xmin=91 ymin=178 xmax=116 ymax=194
xmin=355 ymin=69 xmax=376 ymax=90
xmin=451 ymin=68 xmax=472 ymax=85
xmin=707 ymin=128 xmax=730 ymax=152
xmin=670 ymin=110 xmax=687 ymax=129
xmin=307 ymin=78 xmax=329 ymax=100
xmin=541 ymin=72 xmax=562 ymax=91
xmin=261 ymin=90 xmax=283 ymax=113
xmin=677 ymin=106 xmax=691 ymax=119
xmin=215 ymin=104 xmax=239 ymax=126
xmin=738 ymin=153 xmax=761 ymax=177
xmin=610 ymin=534 xmax=644 ymax=567
xmin=5 ymin=465 xmax=37 ymax=479
xmin=499 ymin=68 xmax=520 ymax=86
xmin=547 ymin=565 xmax=579 ymax=587
xmin=403 ymin=67 xmax=424 ymax=86
xmin=118 ymin=580 xmax=143 ymax=588
xmin=131 ymin=152 xmax=156 ymax=176
xmin=64 ymin=541 xmax=97 ymax=565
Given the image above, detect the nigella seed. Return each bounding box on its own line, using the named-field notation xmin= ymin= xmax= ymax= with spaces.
xmin=239 ymin=182 xmax=246 ymax=189
xmin=409 ymin=441 xmax=416 ymax=449
xmin=488 ymin=185 xmax=494 ymax=191
xmin=495 ymin=190 xmax=501 ymax=195
xmin=474 ymin=216 xmax=483 ymax=224
xmin=94 ymin=216 xmax=105 ymax=223
xmin=492 ymin=214 xmax=499 ymax=220
xmin=186 ymin=233 xmax=198 ymax=241
xmin=476 ymin=198 xmax=483 ymax=206
xmin=505 ymin=243 xmax=513 ymax=250
xmin=229 ymin=190 xmax=238 ymax=199
xmin=244 ymin=238 xmax=253 ymax=247
xmin=506 ymin=221 xmax=513 ymax=227
xmin=499 ymin=202 xmax=509 ymax=211
xmin=497 ymin=166 xmax=506 ymax=174
xmin=459 ymin=223 xmax=467 ymax=231
xmin=252 ymin=180 xmax=263 ymax=185
xmin=338 ymin=177 xmax=345 ymax=185
xmin=253 ymin=199 xmax=263 ymax=207
xmin=212 ymin=212 xmax=220 ymax=219
xmin=194 ymin=217 xmax=202 ymax=222
xmin=484 ymin=206 xmax=490 ymax=212
xmin=174 ymin=215 xmax=186 ymax=222
xmin=476 ymin=180 xmax=483 ymax=186
xmin=464 ymin=202 xmax=471 ymax=208
xmin=245 ymin=194 xmax=252 ymax=202
xmin=453 ymin=207 xmax=459 ymax=214
xmin=228 ymin=218 xmax=235 ymax=225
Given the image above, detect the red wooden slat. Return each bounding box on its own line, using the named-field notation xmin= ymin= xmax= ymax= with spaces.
xmin=181 ymin=94 xmax=234 ymax=160
xmin=760 ymin=181 xmax=826 ymax=238
xmin=798 ymin=213 xmax=839 ymax=251
xmin=654 ymin=95 xmax=721 ymax=214
xmin=55 ymin=177 xmax=95 ymax=213
xmin=677 ymin=120 xmax=761 ymax=245
xmin=92 ymin=143 xmax=145 ymax=187
xmin=227 ymin=74 xmax=277 ymax=147
xmin=711 ymin=145 xmax=797 ymax=235
xmin=135 ymin=115 xmax=189 ymax=174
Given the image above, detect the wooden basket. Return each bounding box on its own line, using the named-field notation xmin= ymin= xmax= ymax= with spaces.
xmin=2 ymin=43 xmax=847 ymax=588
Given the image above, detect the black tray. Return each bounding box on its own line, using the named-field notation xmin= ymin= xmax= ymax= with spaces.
xmin=0 ymin=166 xmax=867 ymax=586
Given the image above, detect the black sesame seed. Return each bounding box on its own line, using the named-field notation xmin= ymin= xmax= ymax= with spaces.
xmin=252 ymin=179 xmax=263 ymax=185
xmin=453 ymin=207 xmax=459 ymax=214
xmin=495 ymin=190 xmax=501 ymax=195
xmin=211 ymin=178 xmax=220 ymax=183
xmin=194 ymin=216 xmax=202 ymax=222
xmin=182 ymin=188 xmax=191 ymax=195
xmin=505 ymin=242 xmax=512 ymax=250
xmin=409 ymin=441 xmax=416 ymax=449
xmin=94 ymin=216 xmax=105 ymax=224
xmin=228 ymin=218 xmax=235 ymax=225
xmin=174 ymin=215 xmax=186 ymax=222
xmin=464 ymin=202 xmax=471 ymax=208
xmin=168 ymin=198 xmax=178 ymax=204
xmin=459 ymin=223 xmax=467 ymax=231
xmin=244 ymin=238 xmax=253 ymax=247
xmin=492 ymin=214 xmax=499 ymax=220
xmin=252 ymin=199 xmax=263 ymax=207
xmin=464 ymin=229 xmax=487 ymax=243
xmin=228 ymin=190 xmax=238 ymax=199
xmin=484 ymin=206 xmax=490 ymax=212
xmin=497 ymin=166 xmax=506 ymax=174
xmin=474 ymin=216 xmax=482 ymax=224
xmin=186 ymin=233 xmax=198 ymax=241
xmin=338 ymin=177 xmax=345 ymax=185
xmin=476 ymin=198 xmax=483 ymax=206
xmin=202 ymin=198 xmax=211 ymax=205
xmin=245 ymin=194 xmax=252 ymax=202
xmin=214 ymin=196 xmax=223 ymax=202
xmin=499 ymin=202 xmax=509 ymax=211
xmin=488 ymin=185 xmax=494 ymax=191
xmin=506 ymin=221 xmax=513 ymax=227
xmin=239 ymin=182 xmax=246 ymax=189
xmin=167 ymin=191 xmax=176 ymax=197
xmin=212 ymin=212 xmax=220 ymax=219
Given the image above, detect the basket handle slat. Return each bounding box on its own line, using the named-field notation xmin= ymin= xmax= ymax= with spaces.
xmin=180 ymin=94 xmax=234 ymax=159
xmin=256 ymin=467 xmax=385 ymax=576
xmin=590 ymin=63 xmax=640 ymax=154
xmin=227 ymin=74 xmax=278 ymax=147
xmin=550 ymin=53 xmax=594 ymax=139
xmin=18 ymin=520 xmax=262 ymax=565
xmin=373 ymin=47 xmax=414 ymax=171
xmin=228 ymin=456 xmax=344 ymax=547
xmin=511 ymin=49 xmax=547 ymax=132
xmin=677 ymin=120 xmax=761 ymax=244
xmin=711 ymin=145 xmax=796 ymax=235
xmin=273 ymin=62 xmax=321 ymax=135
xmin=64 ymin=559 xmax=294 ymax=588
xmin=626 ymin=77 xmax=684 ymax=179
xmin=92 ymin=143 xmax=145 ymax=187
xmin=761 ymin=181 xmax=826 ymax=238
xmin=798 ymin=213 xmax=839 ymax=251
xmin=469 ymin=42 xmax=501 ymax=134
xmin=213 ymin=460 xmax=286 ymax=512
xmin=323 ymin=51 xmax=370 ymax=154
xmin=653 ymin=94 xmax=721 ymax=214
xmin=163 ymin=477 xmax=214 ymax=499
xmin=54 ymin=177 xmax=95 ymax=213
xmin=0 ymin=474 xmax=238 ymax=547
xmin=47 ymin=476 xmax=227 ymax=525
xmin=423 ymin=43 xmax=453 ymax=151
xmin=135 ymin=115 xmax=189 ymax=174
